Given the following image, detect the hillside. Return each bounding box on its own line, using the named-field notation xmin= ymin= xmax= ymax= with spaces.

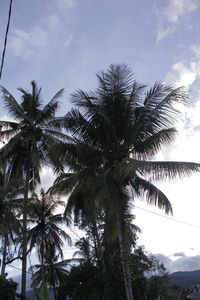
xmin=169 ymin=270 xmax=200 ymax=289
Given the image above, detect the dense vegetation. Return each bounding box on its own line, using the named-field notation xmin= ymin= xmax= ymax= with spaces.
xmin=0 ymin=274 xmax=18 ymax=300
xmin=0 ymin=64 xmax=199 ymax=300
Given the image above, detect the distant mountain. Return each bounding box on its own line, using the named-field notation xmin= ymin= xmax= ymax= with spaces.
xmin=11 ymin=273 xmax=32 ymax=292
xmin=11 ymin=270 xmax=200 ymax=298
xmin=11 ymin=275 xmax=69 ymax=300
xmin=168 ymin=270 xmax=200 ymax=289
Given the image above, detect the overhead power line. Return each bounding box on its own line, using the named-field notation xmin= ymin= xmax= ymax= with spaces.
xmin=7 ymin=263 xmax=32 ymax=274
xmin=134 ymin=205 xmax=200 ymax=229
xmin=0 ymin=0 xmax=13 ymax=80
xmin=69 ymin=227 xmax=83 ymax=240
xmin=7 ymin=207 xmax=200 ymax=274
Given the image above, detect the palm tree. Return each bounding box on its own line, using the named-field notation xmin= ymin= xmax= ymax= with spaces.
xmin=27 ymin=189 xmax=71 ymax=286
xmin=50 ymin=141 xmax=108 ymax=272
xmin=0 ymin=81 xmax=68 ymax=297
xmin=30 ymin=253 xmax=71 ymax=300
xmin=51 ymin=64 xmax=200 ymax=300
xmin=73 ymin=237 xmax=95 ymax=263
xmin=0 ymin=167 xmax=22 ymax=275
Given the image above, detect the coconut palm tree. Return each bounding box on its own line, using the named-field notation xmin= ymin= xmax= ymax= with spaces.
xmin=0 ymin=81 xmax=68 ymax=297
xmin=27 ymin=189 xmax=71 ymax=286
xmin=0 ymin=167 xmax=22 ymax=275
xmin=30 ymin=252 xmax=71 ymax=300
xmin=50 ymin=141 xmax=108 ymax=271
xmin=51 ymin=64 xmax=200 ymax=300
xmin=73 ymin=237 xmax=95 ymax=263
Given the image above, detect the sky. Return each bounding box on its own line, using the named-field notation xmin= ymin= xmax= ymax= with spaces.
xmin=1 ymin=0 xmax=200 ymax=276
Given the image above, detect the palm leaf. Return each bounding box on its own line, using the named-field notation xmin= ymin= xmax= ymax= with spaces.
xmin=123 ymin=158 xmax=200 ymax=180
xmin=133 ymin=128 xmax=177 ymax=158
xmin=1 ymin=86 xmax=34 ymax=125
xmin=130 ymin=176 xmax=172 ymax=214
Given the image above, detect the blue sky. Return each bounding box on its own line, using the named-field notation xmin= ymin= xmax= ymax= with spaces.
xmin=1 ymin=0 xmax=200 ymax=276
xmin=1 ymin=0 xmax=200 ymax=96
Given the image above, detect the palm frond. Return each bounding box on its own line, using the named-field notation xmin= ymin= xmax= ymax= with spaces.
xmin=124 ymin=158 xmax=200 ymax=180
xmin=144 ymin=83 xmax=171 ymax=106
xmin=1 ymin=86 xmax=25 ymax=121
xmin=0 ymin=120 xmax=19 ymax=130
xmin=42 ymin=89 xmax=64 ymax=114
xmin=0 ymin=128 xmax=20 ymax=142
xmin=130 ymin=176 xmax=172 ymax=214
xmin=133 ymin=128 xmax=177 ymax=158
xmin=1 ymin=86 xmax=34 ymax=125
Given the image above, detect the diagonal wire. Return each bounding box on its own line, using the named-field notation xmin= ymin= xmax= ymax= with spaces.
xmin=0 ymin=0 xmax=13 ymax=80
xmin=134 ymin=205 xmax=200 ymax=229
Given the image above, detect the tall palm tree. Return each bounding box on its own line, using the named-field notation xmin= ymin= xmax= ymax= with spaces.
xmin=50 ymin=141 xmax=108 ymax=272
xmin=0 ymin=167 xmax=22 ymax=275
xmin=27 ymin=189 xmax=71 ymax=286
xmin=0 ymin=81 xmax=68 ymax=297
xmin=52 ymin=64 xmax=200 ymax=300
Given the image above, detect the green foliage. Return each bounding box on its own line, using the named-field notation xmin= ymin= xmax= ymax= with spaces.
xmin=0 ymin=274 xmax=18 ymax=300
xmin=1 ymin=65 xmax=199 ymax=300
xmin=145 ymin=263 xmax=181 ymax=300
xmin=0 ymin=81 xmax=67 ymax=296
xmin=57 ymin=242 xmax=180 ymax=300
xmin=58 ymin=262 xmax=104 ymax=300
xmin=38 ymin=283 xmax=50 ymax=300
xmin=27 ymin=189 xmax=71 ymax=264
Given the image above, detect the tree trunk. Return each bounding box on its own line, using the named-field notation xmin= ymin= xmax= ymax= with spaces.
xmin=117 ymin=216 xmax=134 ymax=300
xmin=21 ymin=165 xmax=30 ymax=299
xmin=41 ymin=236 xmax=45 ymax=285
xmin=53 ymin=283 xmax=57 ymax=300
xmin=91 ymin=219 xmax=106 ymax=273
xmin=1 ymin=234 xmax=8 ymax=275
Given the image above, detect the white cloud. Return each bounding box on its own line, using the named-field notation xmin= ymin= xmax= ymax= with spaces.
xmin=155 ymin=253 xmax=200 ymax=273
xmin=163 ymin=0 xmax=199 ymax=23
xmin=9 ymin=27 xmax=48 ymax=59
xmin=8 ymin=15 xmax=59 ymax=60
xmin=155 ymin=0 xmax=200 ymax=41
xmin=191 ymin=44 xmax=200 ymax=58
xmin=165 ymin=45 xmax=200 ymax=89
xmin=166 ymin=61 xmax=200 ymax=88
xmin=171 ymin=252 xmax=186 ymax=257
xmin=156 ymin=26 xmax=175 ymax=42
xmin=135 ymin=49 xmax=200 ymax=258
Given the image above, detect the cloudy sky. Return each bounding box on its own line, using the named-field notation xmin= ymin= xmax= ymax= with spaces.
xmin=1 ymin=0 xmax=200 ymax=276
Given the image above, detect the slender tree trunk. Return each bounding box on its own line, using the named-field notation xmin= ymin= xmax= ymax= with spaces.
xmin=21 ymin=165 xmax=30 ymax=299
xmin=41 ymin=196 xmax=45 ymax=285
xmin=41 ymin=236 xmax=45 ymax=285
xmin=1 ymin=161 xmax=7 ymax=276
xmin=1 ymin=234 xmax=8 ymax=275
xmin=91 ymin=219 xmax=106 ymax=273
xmin=53 ymin=282 xmax=57 ymax=300
xmin=117 ymin=215 xmax=134 ymax=300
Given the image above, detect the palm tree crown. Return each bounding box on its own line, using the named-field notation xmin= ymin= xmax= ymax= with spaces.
xmin=51 ymin=64 xmax=200 ymax=300
xmin=0 ymin=81 xmax=67 ymax=185
xmin=27 ymin=189 xmax=71 ymax=261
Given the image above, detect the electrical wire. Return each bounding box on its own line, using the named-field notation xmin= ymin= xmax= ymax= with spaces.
xmin=69 ymin=227 xmax=83 ymax=240
xmin=7 ymin=206 xmax=200 ymax=274
xmin=7 ymin=263 xmax=32 ymax=274
xmin=0 ymin=0 xmax=13 ymax=80
xmin=134 ymin=204 xmax=200 ymax=229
